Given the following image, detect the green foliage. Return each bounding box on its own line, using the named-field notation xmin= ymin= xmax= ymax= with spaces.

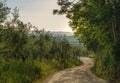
xmin=0 ymin=1 xmax=10 ymax=23
xmin=0 ymin=25 xmax=83 ymax=82
xmin=55 ymin=0 xmax=120 ymax=81
xmin=0 ymin=61 xmax=41 ymax=83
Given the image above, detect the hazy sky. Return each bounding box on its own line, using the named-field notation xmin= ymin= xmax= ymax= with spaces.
xmin=6 ymin=0 xmax=72 ymax=32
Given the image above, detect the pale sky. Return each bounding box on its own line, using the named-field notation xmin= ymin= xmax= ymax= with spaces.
xmin=6 ymin=0 xmax=73 ymax=32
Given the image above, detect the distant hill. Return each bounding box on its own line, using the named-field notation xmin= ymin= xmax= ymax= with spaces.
xmin=51 ymin=31 xmax=79 ymax=46
xmin=51 ymin=31 xmax=73 ymax=37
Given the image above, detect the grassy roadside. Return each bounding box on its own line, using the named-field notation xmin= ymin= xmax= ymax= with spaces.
xmin=33 ymin=59 xmax=82 ymax=83
xmin=91 ymin=68 xmax=120 ymax=83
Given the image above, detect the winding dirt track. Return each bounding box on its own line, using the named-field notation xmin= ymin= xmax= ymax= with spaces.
xmin=42 ymin=57 xmax=109 ymax=83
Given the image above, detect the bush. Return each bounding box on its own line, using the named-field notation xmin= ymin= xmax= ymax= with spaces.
xmin=67 ymin=59 xmax=82 ymax=68
xmin=0 ymin=61 xmax=41 ymax=83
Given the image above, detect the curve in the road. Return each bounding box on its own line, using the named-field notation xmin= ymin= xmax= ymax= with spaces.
xmin=42 ymin=57 xmax=109 ymax=83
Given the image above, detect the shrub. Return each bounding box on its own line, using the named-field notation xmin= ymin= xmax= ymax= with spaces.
xmin=0 ymin=61 xmax=41 ymax=83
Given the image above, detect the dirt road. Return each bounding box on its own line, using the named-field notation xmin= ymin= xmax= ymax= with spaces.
xmin=42 ymin=57 xmax=108 ymax=83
